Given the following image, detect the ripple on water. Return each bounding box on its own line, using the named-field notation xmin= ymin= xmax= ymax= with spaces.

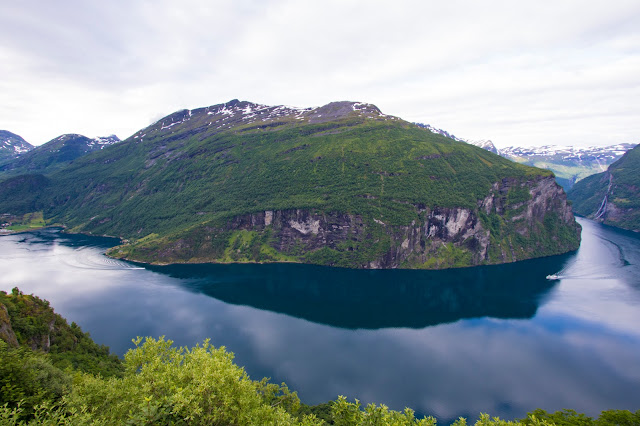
xmin=59 ymin=247 xmax=144 ymax=270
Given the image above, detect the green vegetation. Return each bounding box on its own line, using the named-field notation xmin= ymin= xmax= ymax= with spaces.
xmin=2 ymin=212 xmax=46 ymax=232
xmin=0 ymin=134 xmax=104 ymax=177
xmin=1 ymin=292 xmax=638 ymax=425
xmin=2 ymin=335 xmax=638 ymax=425
xmin=569 ymin=144 xmax=640 ymax=231
xmin=0 ymin=289 xmax=123 ymax=378
xmin=0 ymin=102 xmax=579 ymax=268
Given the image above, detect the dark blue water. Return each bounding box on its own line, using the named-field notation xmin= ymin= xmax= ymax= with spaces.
xmin=1 ymin=217 xmax=639 ymax=422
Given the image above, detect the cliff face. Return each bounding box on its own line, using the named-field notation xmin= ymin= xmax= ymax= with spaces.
xmin=0 ymin=303 xmax=19 ymax=347
xmin=115 ymin=175 xmax=579 ymax=269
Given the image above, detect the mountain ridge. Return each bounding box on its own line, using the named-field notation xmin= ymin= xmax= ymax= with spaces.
xmin=0 ymin=100 xmax=580 ymax=269
xmin=0 ymin=133 xmax=120 ymax=176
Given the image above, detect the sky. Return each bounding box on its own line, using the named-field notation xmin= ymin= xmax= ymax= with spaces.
xmin=1 ymin=0 xmax=639 ymax=148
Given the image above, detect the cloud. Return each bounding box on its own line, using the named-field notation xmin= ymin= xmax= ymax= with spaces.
xmin=1 ymin=0 xmax=639 ymax=146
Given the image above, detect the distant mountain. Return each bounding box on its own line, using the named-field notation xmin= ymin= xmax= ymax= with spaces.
xmin=468 ymin=139 xmax=499 ymax=154
xmin=500 ymin=144 xmax=635 ymax=190
xmin=0 ymin=100 xmax=580 ymax=269
xmin=414 ymin=122 xmax=635 ymax=190
xmin=413 ymin=123 xmax=500 ymax=154
xmin=0 ymin=130 xmax=34 ymax=163
xmin=568 ymin=144 xmax=640 ymax=232
xmin=0 ymin=133 xmax=120 ymax=176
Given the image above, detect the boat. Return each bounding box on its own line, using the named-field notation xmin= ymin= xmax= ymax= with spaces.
xmin=546 ymin=274 xmax=560 ymax=280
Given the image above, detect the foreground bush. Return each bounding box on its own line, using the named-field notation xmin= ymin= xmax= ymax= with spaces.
xmin=1 ymin=336 xmax=639 ymax=425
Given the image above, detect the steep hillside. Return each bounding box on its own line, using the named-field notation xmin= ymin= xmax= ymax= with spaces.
xmin=0 ymin=133 xmax=120 ymax=176
xmin=568 ymin=144 xmax=640 ymax=232
xmin=0 ymin=130 xmax=33 ymax=164
xmin=0 ymin=100 xmax=580 ymax=269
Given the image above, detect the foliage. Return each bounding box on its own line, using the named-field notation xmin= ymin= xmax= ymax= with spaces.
xmin=331 ymin=395 xmax=437 ymax=425
xmin=62 ymin=336 xmax=313 ymax=425
xmin=0 ymin=341 xmax=70 ymax=420
xmin=0 ymin=289 xmax=123 ymax=378
xmin=520 ymin=408 xmax=640 ymax=426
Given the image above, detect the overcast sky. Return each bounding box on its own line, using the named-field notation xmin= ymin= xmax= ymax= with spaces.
xmin=1 ymin=0 xmax=639 ymax=148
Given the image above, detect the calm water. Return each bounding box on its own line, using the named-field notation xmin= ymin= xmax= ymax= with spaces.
xmin=1 ymin=217 xmax=639 ymax=422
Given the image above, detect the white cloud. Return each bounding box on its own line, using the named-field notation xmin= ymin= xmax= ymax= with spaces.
xmin=1 ymin=0 xmax=639 ymax=147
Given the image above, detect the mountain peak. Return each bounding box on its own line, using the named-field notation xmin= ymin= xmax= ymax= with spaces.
xmin=0 ymin=130 xmax=34 ymax=162
xmin=307 ymin=101 xmax=383 ymax=123
xmin=467 ymin=139 xmax=499 ymax=154
xmin=134 ymin=100 xmax=393 ymax=143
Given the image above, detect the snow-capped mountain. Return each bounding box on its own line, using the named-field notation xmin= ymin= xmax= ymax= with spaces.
xmin=467 ymin=139 xmax=499 ymax=154
xmin=0 ymin=130 xmax=34 ymax=163
xmin=0 ymin=133 xmax=121 ymax=176
xmin=500 ymin=144 xmax=634 ymax=164
xmin=90 ymin=134 xmax=121 ymax=149
xmin=413 ymin=121 xmax=636 ymax=189
xmin=133 ymin=100 xmax=395 ymax=142
xmin=413 ymin=122 xmax=466 ymax=142
xmin=500 ymin=143 xmax=636 ymax=189
xmin=413 ymin=123 xmax=499 ymax=154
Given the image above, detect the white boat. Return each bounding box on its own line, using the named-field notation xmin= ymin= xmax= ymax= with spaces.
xmin=546 ymin=274 xmax=560 ymax=280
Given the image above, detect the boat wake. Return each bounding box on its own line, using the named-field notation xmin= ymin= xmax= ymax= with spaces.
xmin=60 ymin=247 xmax=144 ymax=271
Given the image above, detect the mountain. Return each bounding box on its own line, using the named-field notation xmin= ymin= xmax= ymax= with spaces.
xmin=413 ymin=123 xmax=499 ymax=154
xmin=0 ymin=133 xmax=120 ymax=176
xmin=468 ymin=139 xmax=499 ymax=154
xmin=0 ymin=130 xmax=33 ymax=163
xmin=414 ymin=122 xmax=635 ymax=190
xmin=568 ymin=144 xmax=640 ymax=232
xmin=413 ymin=122 xmax=466 ymax=142
xmin=0 ymin=100 xmax=580 ymax=269
xmin=501 ymin=144 xmax=635 ymax=190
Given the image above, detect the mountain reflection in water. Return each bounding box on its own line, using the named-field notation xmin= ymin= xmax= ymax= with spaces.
xmin=146 ymin=254 xmax=570 ymax=329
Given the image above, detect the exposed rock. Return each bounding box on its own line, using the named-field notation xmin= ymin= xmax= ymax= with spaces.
xmin=0 ymin=303 xmax=18 ymax=347
xmin=144 ymin=176 xmax=579 ymax=269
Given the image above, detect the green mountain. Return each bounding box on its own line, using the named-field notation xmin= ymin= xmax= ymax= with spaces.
xmin=0 ymin=133 xmax=120 ymax=176
xmin=0 ymin=100 xmax=580 ymax=269
xmin=568 ymin=144 xmax=640 ymax=232
xmin=0 ymin=130 xmax=33 ymax=164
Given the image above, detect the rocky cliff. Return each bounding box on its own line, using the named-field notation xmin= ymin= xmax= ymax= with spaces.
xmin=111 ymin=175 xmax=579 ymax=269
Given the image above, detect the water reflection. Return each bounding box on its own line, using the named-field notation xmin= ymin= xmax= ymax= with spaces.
xmin=146 ymin=254 xmax=570 ymax=329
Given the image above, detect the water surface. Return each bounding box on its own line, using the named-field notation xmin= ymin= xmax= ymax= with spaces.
xmin=1 ymin=217 xmax=639 ymax=422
